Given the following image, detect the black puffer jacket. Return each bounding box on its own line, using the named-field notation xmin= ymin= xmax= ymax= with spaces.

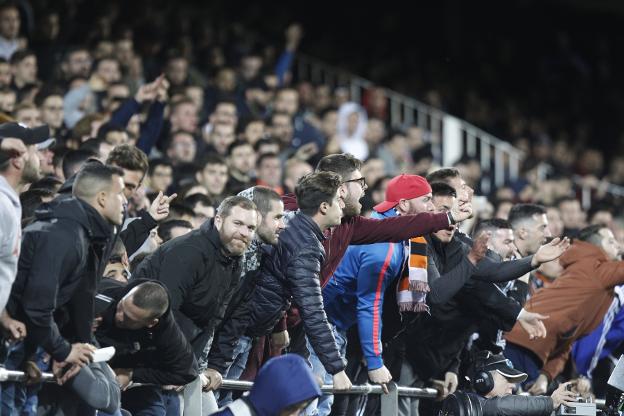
xmin=250 ymin=212 xmax=346 ymax=375
xmin=132 ymin=219 xmax=242 ymax=355
xmin=7 ymin=197 xmax=114 ymax=362
xmin=95 ymin=279 xmax=198 ymax=386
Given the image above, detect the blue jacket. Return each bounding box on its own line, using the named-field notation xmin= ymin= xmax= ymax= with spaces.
xmin=573 ymin=287 xmax=624 ymax=377
xmin=323 ymin=209 xmax=404 ymax=370
xmin=211 ymin=354 xmax=321 ymax=416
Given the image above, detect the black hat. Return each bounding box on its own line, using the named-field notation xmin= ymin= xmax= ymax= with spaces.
xmin=475 ymin=352 xmax=528 ymax=383
xmin=0 ymin=123 xmax=51 ymax=146
xmin=0 ymin=123 xmax=54 ymax=163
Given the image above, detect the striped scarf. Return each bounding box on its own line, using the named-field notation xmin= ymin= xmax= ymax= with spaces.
xmin=397 ymin=236 xmax=430 ymax=312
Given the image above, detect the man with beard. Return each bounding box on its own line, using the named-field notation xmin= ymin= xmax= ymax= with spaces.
xmin=202 ymin=186 xmax=286 ymax=407
xmin=132 ymin=195 xmax=259 ymax=414
xmin=0 ymin=123 xmax=48 ymax=342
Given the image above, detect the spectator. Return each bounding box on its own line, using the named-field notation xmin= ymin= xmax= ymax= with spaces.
xmin=157 ymin=219 xmax=193 ymax=243
xmin=440 ymin=351 xmax=576 ymax=416
xmin=96 ymin=123 xmax=129 ymax=146
xmin=336 ymin=102 xmax=368 ymax=161
xmin=2 ymin=163 xmax=126 ymax=413
xmin=195 ymin=153 xmax=229 ymax=204
xmin=0 ymin=4 xmax=20 ymax=60
xmin=254 ymin=136 xmax=281 ymax=157
xmin=225 ymin=140 xmax=256 ymax=196
xmin=184 ymin=193 xmax=215 ymax=226
xmin=95 ymin=280 xmax=198 ymax=416
xmin=283 ymin=158 xmax=312 ymax=194
xmin=251 ymin=172 xmax=353 ymax=392
xmin=474 ymin=218 xmax=516 ymax=261
xmin=255 ymin=153 xmax=283 ymax=195
xmin=205 ymin=186 xmax=286 ymax=406
xmin=35 ymin=89 xmax=65 ymax=139
xmin=0 ymin=87 xmax=15 ymax=113
xmin=203 ymin=121 xmax=236 ymax=157
xmin=556 ymin=196 xmax=586 ymax=237
xmin=10 ymin=50 xmax=38 ymax=99
xmin=169 ymin=98 xmax=198 ymax=136
xmin=147 ymin=158 xmax=173 ymax=194
xmin=166 ymin=130 xmax=196 ymax=165
xmin=133 ymin=196 xmax=258 ymax=413
xmin=211 ymin=354 xmax=321 ymax=416
xmin=0 ymin=124 xmax=48 ymax=315
xmin=505 ymin=224 xmax=624 ymax=393
xmin=62 ymin=148 xmax=98 ymax=180
xmin=59 ymin=47 xmax=92 ymax=84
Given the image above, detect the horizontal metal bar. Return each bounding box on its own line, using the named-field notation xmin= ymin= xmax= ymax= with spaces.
xmin=221 ymin=379 xmax=438 ymax=398
xmin=0 ymin=368 xmax=55 ymax=383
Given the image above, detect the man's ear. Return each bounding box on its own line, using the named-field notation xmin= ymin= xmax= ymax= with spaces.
xmin=318 ymin=201 xmax=328 ymax=215
xmin=146 ymin=318 xmax=159 ymax=328
xmin=214 ymin=213 xmax=223 ymax=230
xmin=96 ymin=190 xmax=108 ymax=209
xmin=517 ymin=227 xmax=528 ymax=241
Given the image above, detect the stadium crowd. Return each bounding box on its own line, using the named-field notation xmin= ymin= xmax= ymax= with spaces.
xmin=0 ymin=1 xmax=624 ymax=416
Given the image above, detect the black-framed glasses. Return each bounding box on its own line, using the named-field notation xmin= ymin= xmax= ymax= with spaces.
xmin=343 ymin=177 xmax=367 ymax=190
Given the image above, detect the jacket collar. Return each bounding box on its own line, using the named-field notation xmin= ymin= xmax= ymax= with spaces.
xmin=295 ymin=212 xmax=326 ymax=242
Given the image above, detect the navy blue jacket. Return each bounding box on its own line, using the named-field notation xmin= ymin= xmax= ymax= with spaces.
xmin=251 ymin=212 xmax=346 ymax=375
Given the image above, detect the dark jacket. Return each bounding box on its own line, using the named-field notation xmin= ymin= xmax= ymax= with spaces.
xmin=479 ymin=394 xmax=554 ymax=416
xmin=400 ymin=233 xmax=532 ymax=381
xmin=250 ymin=212 xmax=346 ymax=375
xmin=132 ymin=219 xmax=243 ymax=354
xmin=6 ymin=197 xmax=114 ymax=362
xmin=95 ymin=279 xmax=198 ymax=386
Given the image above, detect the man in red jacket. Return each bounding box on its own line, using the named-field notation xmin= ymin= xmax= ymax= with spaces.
xmin=505 ymin=224 xmax=624 ymax=394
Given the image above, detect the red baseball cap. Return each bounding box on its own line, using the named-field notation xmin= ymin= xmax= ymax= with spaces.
xmin=373 ymin=174 xmax=432 ymax=213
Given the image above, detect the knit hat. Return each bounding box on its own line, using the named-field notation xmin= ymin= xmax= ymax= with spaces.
xmin=374 ymin=174 xmax=432 ymax=213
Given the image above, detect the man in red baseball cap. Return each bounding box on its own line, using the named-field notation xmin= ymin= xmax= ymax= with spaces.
xmin=319 ymin=174 xmax=465 ymax=412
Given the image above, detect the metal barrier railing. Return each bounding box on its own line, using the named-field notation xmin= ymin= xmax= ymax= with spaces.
xmin=295 ymin=53 xmax=524 ymax=195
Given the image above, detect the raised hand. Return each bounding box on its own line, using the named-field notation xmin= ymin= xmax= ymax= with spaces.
xmin=532 ymin=237 xmax=570 ymax=267
xmin=517 ymin=309 xmax=549 ymax=339
xmin=468 ymin=232 xmax=490 ymax=265
xmin=148 ymin=191 xmax=177 ymax=222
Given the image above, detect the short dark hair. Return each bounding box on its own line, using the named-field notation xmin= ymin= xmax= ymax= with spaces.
xmin=197 ymin=152 xmax=227 ymax=170
xmin=184 ymin=193 xmax=214 ymax=210
xmin=217 ymin=195 xmax=257 ymax=218
xmin=96 ymin=122 xmax=126 ymax=143
xmin=20 ymin=188 xmax=54 ymax=226
xmin=34 ymin=86 xmax=64 ymax=107
xmin=226 ymin=139 xmax=252 ymax=157
xmin=29 ymin=176 xmax=63 ymax=193
xmin=73 ymin=163 xmax=124 ymax=199
xmin=10 ymin=49 xmax=35 ymax=65
xmin=79 ymin=138 xmax=105 ymax=154
xmin=250 ymin=186 xmax=282 ymax=217
xmin=169 ymin=202 xmax=196 ymax=220
xmin=111 ymin=238 xmax=126 ymax=258
xmin=431 ymin=182 xmax=457 ymax=198
xmin=148 ymin=158 xmax=173 ymax=176
xmin=295 ymin=172 xmax=342 ymax=216
xmin=131 ymin=282 xmax=169 ymax=319
xmin=508 ymin=204 xmax=547 ymax=229
xmin=426 ymin=168 xmax=461 ymax=186
xmin=63 ymin=149 xmax=98 ymax=179
xmin=253 ymin=136 xmax=280 ymax=152
xmin=577 ymin=224 xmax=607 ymax=246
xmin=157 ymin=219 xmax=193 ymax=242
xmin=315 ymin=153 xmax=362 ymax=181
xmin=473 ymin=218 xmax=512 ymax=237
xmin=106 ymin=144 xmax=149 ymax=175
xmin=256 ymin=152 xmax=279 ymax=169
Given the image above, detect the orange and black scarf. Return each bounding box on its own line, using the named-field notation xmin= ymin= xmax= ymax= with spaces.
xmin=397 ymin=236 xmax=430 ymax=312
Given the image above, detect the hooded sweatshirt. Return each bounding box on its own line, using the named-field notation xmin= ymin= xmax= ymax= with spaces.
xmin=6 ymin=197 xmax=114 ymax=362
xmin=505 ymin=240 xmax=624 ymax=379
xmin=213 ymin=354 xmax=321 ymax=416
xmin=0 ymin=174 xmax=20 ymax=312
